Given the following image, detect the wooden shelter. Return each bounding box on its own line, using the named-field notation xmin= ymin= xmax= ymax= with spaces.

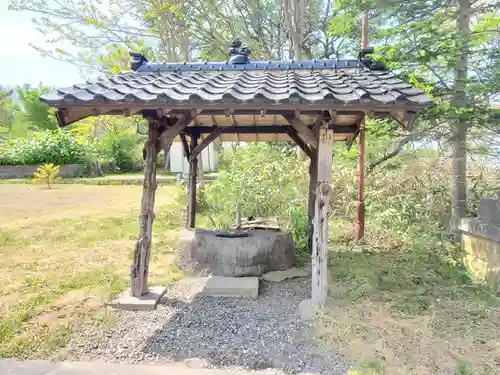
xmin=41 ymin=42 xmax=431 ymax=308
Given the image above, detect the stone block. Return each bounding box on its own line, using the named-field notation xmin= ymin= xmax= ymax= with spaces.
xmin=480 ymin=197 xmax=500 ymax=224
xmin=107 ymin=286 xmax=166 ymax=311
xmin=203 ymin=276 xmax=259 ymax=297
xmin=177 ymin=228 xmax=295 ymax=277
xmin=262 ymin=267 xmax=309 ymax=282
xmin=462 ymin=234 xmax=500 ymax=264
xmin=459 ymin=218 xmax=500 ymax=244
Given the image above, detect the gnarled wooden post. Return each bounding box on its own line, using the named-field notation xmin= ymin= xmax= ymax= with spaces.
xmin=311 ymin=124 xmax=333 ymax=308
xmin=130 ymin=120 xmax=159 ymax=297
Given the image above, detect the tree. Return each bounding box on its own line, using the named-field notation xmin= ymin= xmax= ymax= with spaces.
xmin=0 ymin=86 xmax=15 ymax=135
xmin=9 ymin=0 xmax=352 ymax=72
xmin=336 ymin=0 xmax=499 ymax=236
xmin=450 ymin=0 xmax=471 ymax=235
xmin=16 ymin=84 xmax=58 ymax=131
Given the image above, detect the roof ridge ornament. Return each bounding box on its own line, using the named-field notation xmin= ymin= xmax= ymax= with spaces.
xmin=130 ymin=52 xmax=148 ymax=71
xmin=358 ymin=47 xmax=385 ymax=71
xmin=228 ymin=39 xmax=251 ymax=64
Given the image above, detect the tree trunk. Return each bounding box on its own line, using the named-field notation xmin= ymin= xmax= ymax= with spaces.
xmin=130 ymin=121 xmax=159 ymax=297
xmin=450 ymin=0 xmax=470 ymax=237
xmin=283 ymin=0 xmax=303 ymax=60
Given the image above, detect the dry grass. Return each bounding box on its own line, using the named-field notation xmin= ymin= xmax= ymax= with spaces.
xmin=0 ymin=184 xmax=189 ymax=358
xmin=315 ymin=248 xmax=500 ymax=375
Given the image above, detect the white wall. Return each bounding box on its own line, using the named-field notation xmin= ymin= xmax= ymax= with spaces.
xmin=169 ymin=141 xmax=218 ymax=174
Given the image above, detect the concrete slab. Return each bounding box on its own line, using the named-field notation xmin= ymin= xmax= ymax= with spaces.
xmin=203 ymin=276 xmax=259 ymax=297
xmin=107 ymin=286 xmax=166 ymax=311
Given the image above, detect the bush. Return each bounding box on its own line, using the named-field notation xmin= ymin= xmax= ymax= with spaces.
xmin=0 ymin=130 xmax=87 ymax=165
xmin=32 ymin=163 xmax=60 ymax=188
xmin=200 ymin=143 xmax=309 ymax=245
xmin=97 ymin=131 xmax=143 ymax=173
xmin=200 ymin=142 xmax=459 ymax=255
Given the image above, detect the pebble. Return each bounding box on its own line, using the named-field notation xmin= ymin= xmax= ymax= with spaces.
xmin=62 ymin=277 xmax=351 ymax=374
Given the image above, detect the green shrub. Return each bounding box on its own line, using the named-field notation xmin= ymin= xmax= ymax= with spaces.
xmin=0 ymin=130 xmax=87 ymax=165
xmin=97 ymin=131 xmax=142 ymax=173
xmin=32 ymin=163 xmax=60 ymax=188
xmin=287 ymin=202 xmax=309 ymax=252
xmin=200 ymin=143 xmax=309 ymax=230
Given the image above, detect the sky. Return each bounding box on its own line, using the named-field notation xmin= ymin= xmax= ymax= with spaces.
xmin=0 ymin=1 xmax=82 ymax=88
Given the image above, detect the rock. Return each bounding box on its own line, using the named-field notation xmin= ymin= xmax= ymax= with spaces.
xmin=262 ymin=267 xmax=309 ymax=282
xmin=176 ymin=228 xmax=295 ymax=277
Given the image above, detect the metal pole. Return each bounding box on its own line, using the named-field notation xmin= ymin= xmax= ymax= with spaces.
xmin=355 ymin=9 xmax=368 ymax=241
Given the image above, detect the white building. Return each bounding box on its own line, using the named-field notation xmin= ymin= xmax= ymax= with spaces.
xmin=169 ymin=140 xmax=219 ymax=174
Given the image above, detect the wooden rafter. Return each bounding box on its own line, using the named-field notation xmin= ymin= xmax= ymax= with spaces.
xmin=189 ymin=126 xmax=226 ymax=162
xmin=286 ymin=128 xmax=313 ymax=159
xmin=157 ymin=112 xmax=196 ymax=151
xmin=182 ymin=125 xmax=357 ymax=136
xmin=282 ymin=113 xmax=319 ymax=149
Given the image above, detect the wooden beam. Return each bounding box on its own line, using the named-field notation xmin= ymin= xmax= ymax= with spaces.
xmin=130 ymin=120 xmax=159 ymax=297
xmin=286 ymin=128 xmax=313 ymax=159
xmin=182 ymin=125 xmax=357 ymax=135
xmin=187 ymin=134 xmax=199 ymax=228
xmin=311 ymin=124 xmax=333 ymax=308
xmin=180 ymin=134 xmax=190 ymax=160
xmin=157 ymin=112 xmax=195 ymax=151
xmin=282 ymin=114 xmax=319 ymax=148
xmin=189 ymin=126 xmax=225 ymax=162
xmin=58 ymin=103 xmax=428 ymax=113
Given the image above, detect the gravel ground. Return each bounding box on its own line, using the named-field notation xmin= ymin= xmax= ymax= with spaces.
xmin=62 ymin=277 xmax=351 ymax=374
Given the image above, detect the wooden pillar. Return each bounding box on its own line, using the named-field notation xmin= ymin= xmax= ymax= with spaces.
xmin=307 ymin=148 xmax=318 ymax=253
xmin=311 ymin=125 xmax=333 ymax=308
xmin=187 ymin=133 xmax=199 ymax=228
xmin=130 ymin=120 xmax=159 ymax=297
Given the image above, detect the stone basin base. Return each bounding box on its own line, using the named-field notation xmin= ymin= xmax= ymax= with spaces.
xmin=176 ymin=228 xmax=295 ymax=277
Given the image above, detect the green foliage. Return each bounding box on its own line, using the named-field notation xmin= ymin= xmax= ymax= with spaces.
xmin=32 ymin=163 xmax=60 ymax=188
xmin=0 ymin=86 xmax=15 ymax=133
xmin=97 ymin=129 xmax=142 ymax=173
xmin=0 ymin=130 xmax=87 ymax=165
xmin=201 ymin=143 xmax=309 ymax=230
xmin=15 ymin=84 xmax=58 ymax=131
xmin=287 ymin=202 xmax=309 ymax=253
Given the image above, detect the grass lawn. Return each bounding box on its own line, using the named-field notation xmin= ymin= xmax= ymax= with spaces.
xmin=0 ymin=184 xmax=190 ymax=358
xmin=2 ymin=184 xmax=500 ymax=373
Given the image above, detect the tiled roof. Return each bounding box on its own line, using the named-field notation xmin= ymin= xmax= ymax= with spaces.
xmin=40 ymin=65 xmax=431 ymax=107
